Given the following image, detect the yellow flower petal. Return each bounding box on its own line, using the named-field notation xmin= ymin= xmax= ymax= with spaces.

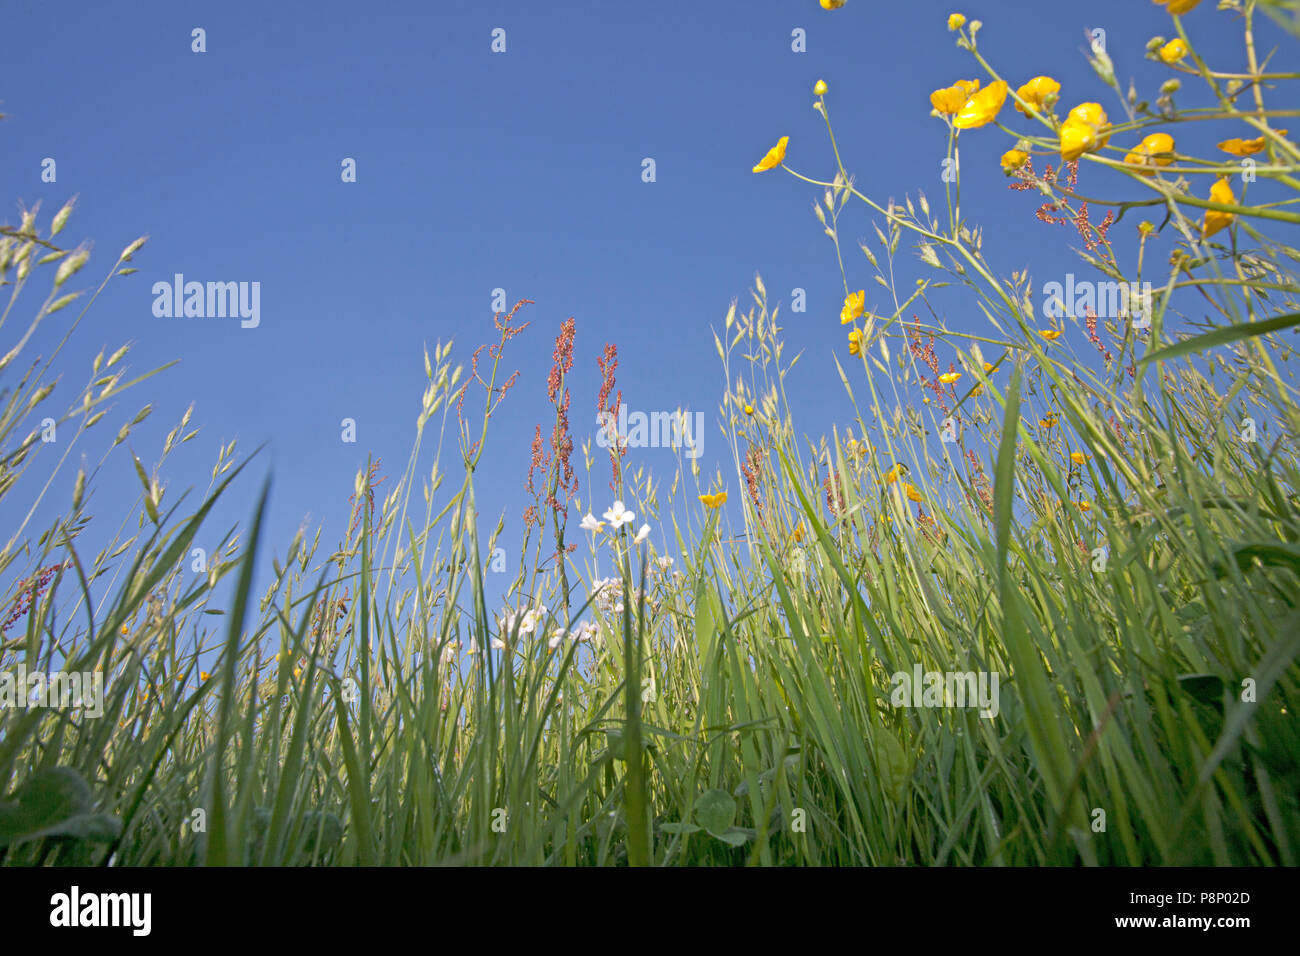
xmin=953 ymin=80 xmax=1007 ymax=130
xmin=1015 ymin=76 xmax=1060 ymax=115
xmin=1070 ymin=452 xmax=1089 ymax=465
xmin=1059 ymin=103 xmax=1110 ymax=160
xmin=1123 ymin=132 xmax=1175 ymax=174
xmin=820 ymin=0 xmax=847 ymax=8
xmin=752 ymin=136 xmax=789 ymax=173
xmin=938 ymin=372 xmax=962 ymax=384
xmin=848 ymin=327 xmax=863 ymax=355
xmin=1153 ymin=0 xmax=1201 ymax=14
xmin=930 ymin=79 xmax=979 ymax=115
xmin=814 ymin=79 xmax=828 ymax=96
xmin=841 ymin=290 xmax=866 ymax=324
xmin=947 ymin=13 xmax=966 ymax=30
xmin=1158 ymin=38 xmax=1188 ymax=63
xmin=904 ymin=483 xmax=924 ymax=503
xmin=1038 ymin=328 xmax=1063 ymax=342
xmin=1001 ymin=149 xmax=1029 ymax=171
xmin=1202 ymin=178 xmax=1236 ymax=237
xmin=1215 ymin=132 xmax=1284 ymax=157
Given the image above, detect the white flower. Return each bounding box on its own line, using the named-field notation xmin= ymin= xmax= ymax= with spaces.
xmin=602 ymin=500 xmax=635 ymax=529
xmin=520 ymin=605 xmax=547 ymax=636
xmin=548 ymin=628 xmax=567 ymax=649
xmin=580 ymin=512 xmax=605 ymax=533
xmin=633 ymin=524 xmax=650 ymax=545
xmin=591 ymin=577 xmax=624 ymax=615
xmin=656 ymin=556 xmax=673 ymax=571
xmin=575 ymin=621 xmax=599 ymax=642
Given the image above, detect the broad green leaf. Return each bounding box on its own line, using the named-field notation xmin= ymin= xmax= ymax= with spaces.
xmin=695 ymin=789 xmax=737 ymax=837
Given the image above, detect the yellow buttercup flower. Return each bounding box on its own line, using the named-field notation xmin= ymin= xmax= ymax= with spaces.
xmin=1123 ymin=132 xmax=1175 ymax=174
xmin=1077 ymin=500 xmax=1093 ymax=512
xmin=1001 ymin=149 xmax=1029 ymax=171
xmin=752 ymin=136 xmax=789 ymax=173
xmin=930 ymin=79 xmax=980 ymax=115
xmin=947 ymin=13 xmax=966 ymax=30
xmin=938 ymin=371 xmax=962 ymax=384
xmin=1015 ymin=76 xmax=1060 ymax=115
xmin=954 ymin=80 xmax=1008 ymax=130
xmin=1138 ymin=220 xmax=1157 ymax=237
xmin=792 ymin=522 xmax=805 ymax=542
xmin=904 ymin=483 xmax=924 ymax=503
xmin=848 ymin=327 xmax=863 ymax=355
xmin=699 ymin=491 xmax=728 ymax=508
xmin=1153 ymin=0 xmax=1201 ymax=14
xmin=841 ymin=290 xmax=866 ymax=324
xmin=200 ymin=671 xmax=211 ymax=681
xmin=1038 ymin=328 xmax=1063 ymax=342
xmin=1216 ymin=132 xmax=1285 ymax=157
xmin=884 ymin=463 xmax=908 ymax=484
xmin=1202 ymin=178 xmax=1236 ymax=238
xmin=820 ymin=0 xmax=846 ymax=8
xmin=1158 ymin=38 xmax=1188 ymax=62
xmin=983 ymin=362 xmax=995 ymax=373
xmin=814 ymin=79 xmax=828 ymax=96
xmin=1068 ymin=103 xmax=1109 ymax=130
xmin=119 ymin=624 xmax=130 ymax=636
xmin=1070 ymin=452 xmax=1089 ymax=465
xmin=1040 ymin=414 xmax=1059 ymax=429
xmin=1059 ymin=102 xmax=1110 ymax=161
xmin=744 ymin=403 xmax=754 ymax=416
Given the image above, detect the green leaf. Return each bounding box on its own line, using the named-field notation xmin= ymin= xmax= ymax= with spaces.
xmin=658 ymin=822 xmax=701 ymax=835
xmin=713 ymin=827 xmax=751 ymax=847
xmin=695 ymin=788 xmax=737 ymax=837
xmin=872 ymin=726 xmax=909 ymax=803
xmin=0 ymin=767 xmax=120 ymax=848
xmin=1137 ymin=311 xmax=1300 ymax=367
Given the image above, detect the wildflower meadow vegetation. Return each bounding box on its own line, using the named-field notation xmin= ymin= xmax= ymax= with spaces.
xmin=3 ymin=1 xmax=1299 ymax=869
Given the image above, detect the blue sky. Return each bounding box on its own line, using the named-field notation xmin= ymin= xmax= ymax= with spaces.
xmin=3 ymin=1 xmax=1295 ymax=640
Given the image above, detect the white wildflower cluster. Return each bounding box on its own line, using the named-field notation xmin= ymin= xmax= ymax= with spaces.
xmin=547 ymin=620 xmax=600 ymax=649
xmin=580 ymin=500 xmax=651 ymax=545
xmin=464 ymin=604 xmax=550 ymax=652
xmin=590 ymin=577 xmax=656 ymax=615
xmin=492 ymin=604 xmax=548 ymax=649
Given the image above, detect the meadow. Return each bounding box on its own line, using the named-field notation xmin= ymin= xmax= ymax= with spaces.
xmin=2 ymin=1 xmax=1299 ymax=866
